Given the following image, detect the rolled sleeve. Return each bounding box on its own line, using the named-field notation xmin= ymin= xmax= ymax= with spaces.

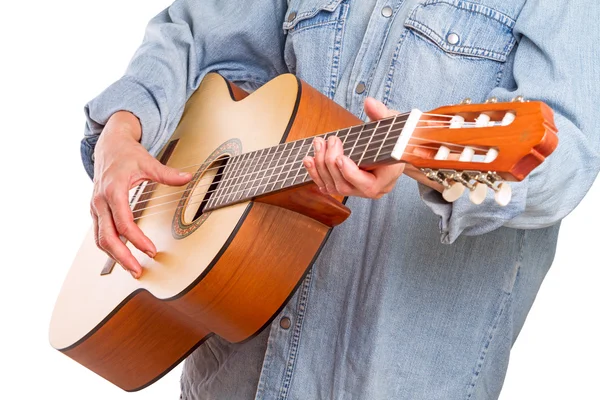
xmin=420 ymin=1 xmax=600 ymax=244
xmin=80 ymin=0 xmax=289 ymax=180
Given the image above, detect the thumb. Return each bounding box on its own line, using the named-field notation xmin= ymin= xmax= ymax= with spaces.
xmin=147 ymin=161 xmax=193 ymax=186
xmin=364 ymin=97 xmax=398 ymax=121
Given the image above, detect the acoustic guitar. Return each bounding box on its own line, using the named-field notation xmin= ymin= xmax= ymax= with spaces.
xmin=49 ymin=73 xmax=558 ymax=391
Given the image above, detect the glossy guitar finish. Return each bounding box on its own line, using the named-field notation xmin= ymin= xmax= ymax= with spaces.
xmin=49 ymin=73 xmax=557 ymax=391
xmin=50 ymin=74 xmax=359 ymax=391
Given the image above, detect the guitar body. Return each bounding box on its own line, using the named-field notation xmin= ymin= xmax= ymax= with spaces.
xmin=49 ymin=73 xmax=359 ymax=391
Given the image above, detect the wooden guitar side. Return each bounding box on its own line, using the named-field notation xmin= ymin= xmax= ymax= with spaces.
xmin=50 ymin=74 xmax=360 ymax=391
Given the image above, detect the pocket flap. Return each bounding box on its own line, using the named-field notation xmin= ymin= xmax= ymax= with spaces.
xmin=405 ymin=1 xmax=516 ymax=62
xmin=283 ymin=0 xmax=345 ymax=30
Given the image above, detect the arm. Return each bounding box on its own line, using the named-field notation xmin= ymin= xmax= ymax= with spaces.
xmin=308 ymin=2 xmax=599 ymax=244
xmin=85 ymin=0 xmax=289 ymax=276
xmin=418 ymin=1 xmax=600 ymax=243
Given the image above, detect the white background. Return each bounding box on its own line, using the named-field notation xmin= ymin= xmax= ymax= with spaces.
xmin=1 ymin=1 xmax=598 ymax=399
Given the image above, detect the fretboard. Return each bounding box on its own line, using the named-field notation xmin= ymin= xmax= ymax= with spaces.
xmin=204 ymin=113 xmax=409 ymax=210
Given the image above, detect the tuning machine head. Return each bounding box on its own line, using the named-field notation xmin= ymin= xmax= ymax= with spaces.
xmin=473 ymin=172 xmax=513 ymax=206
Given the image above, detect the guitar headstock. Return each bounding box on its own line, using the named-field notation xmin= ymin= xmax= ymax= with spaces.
xmin=395 ymin=97 xmax=558 ymax=206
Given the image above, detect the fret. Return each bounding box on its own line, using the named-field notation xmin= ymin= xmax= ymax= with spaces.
xmin=251 ymin=146 xmax=277 ymax=197
xmin=206 ymin=114 xmax=419 ymax=210
xmin=357 ymin=120 xmax=380 ymax=166
xmin=373 ymin=116 xmax=396 ymax=162
xmin=239 ymin=151 xmax=258 ymax=200
xmin=349 ymin=121 xmax=377 ymax=164
xmin=224 ymin=153 xmax=249 ymax=204
xmin=231 ymin=152 xmax=255 ymax=203
xmin=213 ymin=157 xmax=236 ymax=208
xmin=292 ymin=138 xmax=313 ymax=185
xmin=339 ymin=127 xmax=351 ymax=148
xmin=343 ymin=125 xmax=364 ymax=156
xmin=266 ymin=142 xmax=289 ymax=192
xmin=281 ymin=140 xmax=304 ymax=188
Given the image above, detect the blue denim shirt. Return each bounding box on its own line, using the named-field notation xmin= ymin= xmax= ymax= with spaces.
xmin=81 ymin=1 xmax=599 ymax=399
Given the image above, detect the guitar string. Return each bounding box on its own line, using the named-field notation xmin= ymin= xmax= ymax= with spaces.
xmin=132 ymin=137 xmax=435 ymax=214
xmin=130 ymin=127 xmax=492 ymax=219
xmin=128 ymin=119 xmax=497 ymax=214
xmin=131 ymin=145 xmax=431 ymax=222
xmin=133 ymin=119 xmax=493 ymax=205
xmin=146 ymin=112 xmax=480 ymax=180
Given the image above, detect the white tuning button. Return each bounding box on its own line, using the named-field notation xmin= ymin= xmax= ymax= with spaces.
xmin=449 ymin=116 xmax=465 ymax=129
xmin=443 ymin=183 xmax=466 ymax=202
xmin=475 ymin=114 xmax=491 ymax=127
xmin=459 ymin=146 xmax=475 ymax=162
xmin=502 ymin=112 xmax=516 ymax=126
xmin=494 ymin=183 xmax=512 ymax=206
xmin=484 ymin=148 xmax=499 ymax=163
xmin=434 ymin=146 xmax=451 ymax=160
xmin=469 ymin=182 xmax=488 ymax=205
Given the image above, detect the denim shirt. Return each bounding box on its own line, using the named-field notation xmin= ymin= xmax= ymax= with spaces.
xmin=81 ymin=1 xmax=599 ymax=399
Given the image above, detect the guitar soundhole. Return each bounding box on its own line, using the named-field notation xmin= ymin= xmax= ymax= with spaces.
xmin=183 ymin=156 xmax=229 ymax=224
xmin=172 ymin=138 xmax=242 ymax=240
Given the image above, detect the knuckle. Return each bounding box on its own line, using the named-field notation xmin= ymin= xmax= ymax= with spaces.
xmin=97 ymin=235 xmax=111 ymax=250
xmin=114 ymin=220 xmax=130 ymax=235
xmin=337 ymin=186 xmax=352 ymax=196
xmin=91 ymin=194 xmax=102 ymax=208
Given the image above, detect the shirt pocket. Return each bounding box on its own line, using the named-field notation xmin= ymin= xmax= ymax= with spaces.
xmin=283 ymin=0 xmax=349 ymax=98
xmin=385 ymin=0 xmax=517 ymax=111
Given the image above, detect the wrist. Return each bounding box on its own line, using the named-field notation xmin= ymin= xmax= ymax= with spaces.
xmin=104 ymin=111 xmax=143 ymax=142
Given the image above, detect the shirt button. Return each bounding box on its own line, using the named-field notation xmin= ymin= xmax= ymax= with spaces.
xmin=287 ymin=12 xmax=297 ymax=22
xmin=355 ymin=82 xmax=366 ymax=94
xmin=280 ymin=317 xmax=291 ymax=329
xmin=447 ymin=32 xmax=460 ymax=45
xmin=381 ymin=6 xmax=393 ymax=18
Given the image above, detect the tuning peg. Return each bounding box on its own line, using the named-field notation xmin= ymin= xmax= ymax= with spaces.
xmin=485 ymin=97 xmax=498 ymax=104
xmin=443 ymin=182 xmax=465 ymax=202
xmin=469 ymin=182 xmax=488 ymax=205
xmin=511 ymin=95 xmax=525 ymax=103
xmin=493 ymin=183 xmax=512 ymax=206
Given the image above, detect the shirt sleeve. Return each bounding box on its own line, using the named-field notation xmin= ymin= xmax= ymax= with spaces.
xmin=419 ymin=1 xmax=600 ymax=244
xmin=81 ymin=0 xmax=289 ymax=179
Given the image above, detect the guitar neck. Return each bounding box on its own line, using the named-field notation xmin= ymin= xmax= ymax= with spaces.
xmin=204 ymin=113 xmax=412 ymax=211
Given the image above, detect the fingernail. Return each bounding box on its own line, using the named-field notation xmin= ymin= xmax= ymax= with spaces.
xmin=145 ymin=250 xmax=155 ymax=259
xmin=303 ymin=158 xmax=313 ymax=169
xmin=130 ymin=270 xmax=139 ymax=279
xmin=336 ymin=157 xmax=343 ymax=168
xmin=314 ymin=140 xmax=321 ymax=152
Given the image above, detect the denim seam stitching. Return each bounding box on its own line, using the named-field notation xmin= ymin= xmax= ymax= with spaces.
xmin=465 ymin=231 xmax=524 ymax=398
xmin=362 ymin=0 xmax=405 ymax=113
xmin=278 ymin=270 xmax=313 ymax=400
xmin=419 ymin=0 xmax=516 ymax=27
xmin=405 ymin=19 xmax=512 ymax=62
xmin=465 ymin=290 xmax=513 ymax=399
xmin=382 ymin=29 xmax=409 ymax=107
xmin=283 ymin=0 xmax=344 ymax=30
xmin=288 ymin=19 xmax=339 ymax=35
xmin=327 ymin=2 xmax=349 ymax=99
